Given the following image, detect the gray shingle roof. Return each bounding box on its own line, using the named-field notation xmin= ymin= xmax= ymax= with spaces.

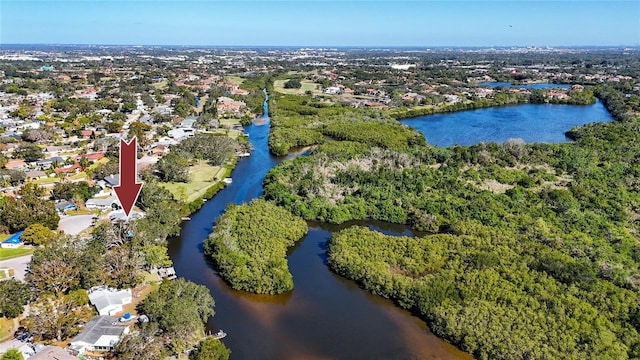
xmin=104 ymin=174 xmax=120 ymax=187
xmin=71 ymin=316 xmax=127 ymax=345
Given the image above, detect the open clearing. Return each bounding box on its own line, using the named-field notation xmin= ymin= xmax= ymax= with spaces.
xmin=0 ymin=317 xmax=17 ymax=342
xmin=226 ymin=76 xmax=245 ymax=85
xmin=274 ymin=79 xmax=320 ymax=95
xmin=159 ymin=161 xmax=226 ymax=203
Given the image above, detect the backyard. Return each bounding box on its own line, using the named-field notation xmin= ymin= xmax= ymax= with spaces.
xmin=159 ymin=161 xmax=228 ymax=203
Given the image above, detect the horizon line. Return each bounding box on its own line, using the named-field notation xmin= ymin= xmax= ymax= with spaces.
xmin=1 ymin=43 xmax=639 ymax=49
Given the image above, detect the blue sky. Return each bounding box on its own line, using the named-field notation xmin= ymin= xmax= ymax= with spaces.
xmin=1 ymin=1 xmax=638 ymax=46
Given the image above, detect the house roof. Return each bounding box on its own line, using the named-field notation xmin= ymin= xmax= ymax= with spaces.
xmin=2 ymin=231 xmax=23 ymax=245
xmin=104 ymin=174 xmax=120 ymax=187
xmin=29 ymin=346 xmax=79 ymax=360
xmin=36 ymin=156 xmax=64 ymax=165
xmin=25 ymin=170 xmax=47 ymax=178
xmin=54 ymin=164 xmax=81 ymax=174
xmin=55 ymin=200 xmax=76 ymax=210
xmin=75 ymin=152 xmax=105 ymax=161
xmin=43 ymin=145 xmax=71 ymax=153
xmin=70 ymin=315 xmax=127 ymax=346
xmin=5 ymin=159 xmax=26 ymax=169
xmin=86 ymin=196 xmax=116 ymax=207
xmin=88 ymin=287 xmax=131 ymax=313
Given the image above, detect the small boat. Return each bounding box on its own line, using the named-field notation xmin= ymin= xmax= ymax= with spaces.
xmin=213 ymin=329 xmax=227 ymax=340
xmin=223 ymin=178 xmax=233 ymax=184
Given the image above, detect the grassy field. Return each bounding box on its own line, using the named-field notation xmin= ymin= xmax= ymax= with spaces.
xmin=0 ymin=248 xmax=34 ymax=261
xmin=195 ymin=94 xmax=209 ymax=113
xmin=159 ymin=161 xmax=226 ymax=203
xmin=220 ymin=118 xmax=242 ymax=127
xmin=274 ymin=79 xmax=320 ymax=95
xmin=226 ymin=76 xmax=245 ymax=85
xmin=152 ymin=80 xmax=168 ymax=90
xmin=0 ymin=317 xmax=16 ymax=341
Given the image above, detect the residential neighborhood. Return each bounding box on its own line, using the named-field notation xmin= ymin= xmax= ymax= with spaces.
xmin=0 ymin=44 xmax=638 ymax=360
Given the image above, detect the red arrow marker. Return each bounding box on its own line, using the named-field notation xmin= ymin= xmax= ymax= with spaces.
xmin=114 ymin=137 xmax=143 ymax=217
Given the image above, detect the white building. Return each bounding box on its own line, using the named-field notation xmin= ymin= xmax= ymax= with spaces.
xmin=85 ymin=196 xmax=118 ymax=212
xmin=88 ymin=286 xmax=132 ymax=316
xmin=325 ymin=86 xmax=341 ymax=94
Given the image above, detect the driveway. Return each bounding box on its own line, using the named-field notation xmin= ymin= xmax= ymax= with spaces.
xmin=0 ymin=339 xmax=22 ymax=353
xmin=58 ymin=214 xmax=94 ymax=236
xmin=0 ymin=255 xmax=32 ymax=281
xmin=0 ymin=338 xmax=34 ymax=358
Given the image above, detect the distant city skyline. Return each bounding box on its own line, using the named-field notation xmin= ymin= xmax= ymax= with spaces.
xmin=1 ymin=1 xmax=639 ymax=47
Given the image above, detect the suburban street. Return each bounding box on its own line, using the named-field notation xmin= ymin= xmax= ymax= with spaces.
xmin=0 ymin=255 xmax=32 ymax=281
xmin=0 ymin=339 xmax=25 ymax=354
xmin=58 ymin=214 xmax=94 ymax=236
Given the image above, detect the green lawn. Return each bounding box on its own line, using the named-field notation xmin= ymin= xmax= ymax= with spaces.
xmin=159 ymin=161 xmax=225 ymax=203
xmin=226 ymin=76 xmax=245 ymax=85
xmin=274 ymin=79 xmax=320 ymax=95
xmin=152 ymin=80 xmax=168 ymax=90
xmin=0 ymin=248 xmax=34 ymax=261
xmin=219 ymin=118 xmax=241 ymax=127
xmin=0 ymin=317 xmax=16 ymax=341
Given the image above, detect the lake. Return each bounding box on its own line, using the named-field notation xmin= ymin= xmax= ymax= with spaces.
xmin=401 ymin=100 xmax=613 ymax=147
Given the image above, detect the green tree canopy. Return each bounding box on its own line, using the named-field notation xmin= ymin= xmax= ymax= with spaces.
xmin=0 ymin=279 xmax=31 ymax=318
xmin=141 ymin=278 xmax=215 ymax=353
xmin=1 ymin=349 xmax=24 ymax=360
xmin=191 ymin=337 xmax=231 ymax=360
xmin=21 ymin=223 xmax=58 ymax=246
xmin=283 ymin=78 xmax=302 ymax=89
xmin=155 ymin=152 xmax=189 ymax=182
xmin=203 ymin=199 xmax=308 ymax=294
xmin=0 ymin=184 xmax=59 ymax=233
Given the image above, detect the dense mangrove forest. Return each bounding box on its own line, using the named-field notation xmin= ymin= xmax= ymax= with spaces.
xmin=261 ymin=82 xmax=640 ymax=358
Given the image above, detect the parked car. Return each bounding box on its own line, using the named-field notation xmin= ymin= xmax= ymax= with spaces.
xmin=13 ymin=327 xmax=27 ymax=338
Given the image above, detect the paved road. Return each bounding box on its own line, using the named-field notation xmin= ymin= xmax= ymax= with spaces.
xmin=58 ymin=214 xmax=94 ymax=236
xmin=0 ymin=255 xmax=32 ymax=281
xmin=0 ymin=338 xmax=22 ymax=354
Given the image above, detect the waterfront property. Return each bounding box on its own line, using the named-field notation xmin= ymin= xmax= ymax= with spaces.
xmin=88 ymin=286 xmax=133 ymax=316
xmin=69 ymin=316 xmax=129 ymax=354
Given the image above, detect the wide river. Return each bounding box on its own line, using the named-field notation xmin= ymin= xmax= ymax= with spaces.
xmin=169 ymin=95 xmax=611 ymax=359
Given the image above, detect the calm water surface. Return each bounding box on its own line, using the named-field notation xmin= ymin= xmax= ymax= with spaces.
xmin=168 ymin=95 xmax=470 ymax=359
xmin=401 ymin=100 xmax=613 ymax=147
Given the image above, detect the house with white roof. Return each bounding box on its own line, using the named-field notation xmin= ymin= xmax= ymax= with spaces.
xmin=88 ymin=286 xmax=132 ymax=316
xmin=85 ymin=196 xmax=118 ymax=212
